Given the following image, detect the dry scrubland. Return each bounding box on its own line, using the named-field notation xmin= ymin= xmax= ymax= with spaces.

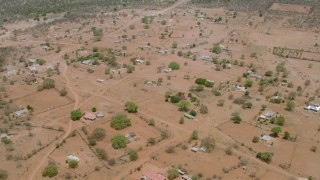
xmin=0 ymin=0 xmax=320 ymax=180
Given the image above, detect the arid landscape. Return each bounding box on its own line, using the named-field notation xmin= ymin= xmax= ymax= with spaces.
xmin=0 ymin=0 xmax=320 ymax=180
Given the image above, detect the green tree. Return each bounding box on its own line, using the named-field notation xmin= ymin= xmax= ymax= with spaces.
xmin=68 ymin=160 xmax=78 ymax=169
xmin=96 ymin=148 xmax=108 ymax=160
xmin=252 ymin=136 xmax=259 ymax=143
xmin=125 ymin=101 xmax=138 ymax=113
xmin=191 ymin=130 xmax=199 ymax=140
xmin=277 ymin=116 xmax=285 ymax=126
xmin=189 ymin=110 xmax=197 ymax=116
xmin=199 ymin=104 xmax=208 ymax=114
xmin=110 ymin=113 xmax=131 ymax=130
xmin=92 ymin=107 xmax=97 ymax=112
xmin=178 ymin=100 xmax=191 ymax=111
xmin=283 ymin=131 xmax=290 ymax=140
xmin=168 ymin=61 xmax=180 ymax=70
xmin=92 ymin=47 xmax=98 ymax=52
xmin=286 ymin=101 xmax=295 ymax=111
xmin=90 ymin=128 xmax=106 ymax=141
xmin=212 ymin=44 xmax=221 ymax=54
xmin=200 ymin=136 xmax=216 ymax=152
xmin=111 ymin=134 xmax=128 ymax=149
xmin=70 ymin=109 xmax=83 ymax=121
xmin=167 ymin=169 xmax=179 ymax=180
xmin=256 ymin=152 xmax=273 ymax=163
xmin=172 ymin=42 xmax=178 ymax=48
xmin=42 ymin=164 xmax=58 ymax=177
xmin=59 ymin=88 xmax=67 ymax=96
xmin=232 ymin=115 xmax=242 ymax=124
xmin=179 ymin=117 xmax=184 ymax=124
xmin=195 ymin=78 xmax=207 ymax=85
xmin=42 ymin=78 xmax=55 ymax=89
xmin=0 ymin=169 xmax=8 ymax=180
xmin=128 ymin=150 xmax=138 ymax=161
xmin=271 ymin=126 xmax=282 ymax=137
xmin=264 ymin=70 xmax=273 ymax=77
xmin=244 ymin=80 xmax=253 ymax=88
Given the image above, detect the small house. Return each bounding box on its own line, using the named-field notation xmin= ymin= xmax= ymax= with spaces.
xmin=0 ymin=134 xmax=8 ymax=139
xmin=177 ymin=169 xmax=186 ymax=175
xmin=96 ymin=112 xmax=104 ymax=118
xmin=184 ymin=113 xmax=194 ymax=119
xmin=164 ymin=68 xmax=172 ymax=73
xmin=135 ymin=59 xmax=144 ymax=64
xmin=191 ymin=147 xmax=198 ymax=152
xmin=81 ymin=60 xmax=92 ymax=66
xmin=304 ymin=104 xmax=320 ymax=112
xmin=96 ymin=79 xmax=105 ymax=83
xmin=13 ymin=109 xmax=28 ymax=117
xmin=182 ymin=175 xmax=192 ymax=180
xmin=261 ymin=134 xmax=271 ymax=142
xmin=141 ymin=173 xmax=166 ymax=180
xmin=67 ymin=155 xmax=79 ymax=162
xmin=201 ymin=55 xmax=211 ymax=61
xmin=84 ymin=113 xmax=96 ymax=121
xmin=259 ymin=111 xmax=276 ymax=121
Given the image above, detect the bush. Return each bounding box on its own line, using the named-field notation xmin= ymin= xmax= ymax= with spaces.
xmin=189 ymin=110 xmax=197 ymax=116
xmin=91 ymin=128 xmax=106 ymax=141
xmin=70 ymin=109 xmax=83 ymax=121
xmin=244 ymin=80 xmax=253 ymax=88
xmin=286 ymin=101 xmax=295 ymax=111
xmin=42 ymin=78 xmax=55 ymax=89
xmin=111 ymin=134 xmax=128 ymax=149
xmin=199 ymin=104 xmax=208 ymax=114
xmin=68 ymin=160 xmax=78 ymax=169
xmin=201 ymin=136 xmax=216 ymax=152
xmin=91 ymin=107 xmax=97 ymax=112
xmin=1 ymin=137 xmax=12 ymax=145
xmin=256 ymin=152 xmax=273 ymax=163
xmin=148 ymin=119 xmax=155 ymax=126
xmin=125 ymin=101 xmax=138 ymax=113
xmin=265 ymin=71 xmax=273 ymax=77
xmin=277 ymin=116 xmax=285 ymax=126
xmin=59 ymin=88 xmax=67 ymax=96
xmin=42 ymin=164 xmax=58 ymax=177
xmin=167 ymin=169 xmax=179 ymax=180
xmin=166 ymin=146 xmax=175 ymax=153
xmin=195 ymin=78 xmax=206 ymax=85
xmin=128 ymin=150 xmax=138 ymax=161
xmin=212 ymin=44 xmax=221 ymax=54
xmin=96 ymin=148 xmax=108 ymax=160
xmin=310 ymin=145 xmax=317 ymax=152
xmin=252 ymin=136 xmax=259 ymax=143
xmin=271 ymin=126 xmax=282 ymax=137
xmin=242 ymin=102 xmax=253 ymax=109
xmin=168 ymin=61 xmax=180 ymax=70
xmin=232 ymin=115 xmax=242 ymax=124
xmin=148 ymin=138 xmax=156 ymax=145
xmin=233 ymin=98 xmax=246 ymax=105
xmin=108 ymin=158 xmax=116 ymax=166
xmin=179 ymin=117 xmax=184 ymax=124
xmin=110 ymin=113 xmax=131 ymax=130
xmin=170 ymin=96 xmax=180 ymax=103
xmin=178 ymin=100 xmax=190 ymax=111
xmin=191 ymin=130 xmax=199 ymax=140
xmin=0 ymin=169 xmax=8 ymax=180
xmin=283 ymin=131 xmax=290 ymax=140
xmin=89 ymin=139 xmax=96 ymax=146
xmin=225 ymin=146 xmax=233 ymax=155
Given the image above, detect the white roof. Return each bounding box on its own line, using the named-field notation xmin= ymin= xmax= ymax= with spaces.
xmin=67 ymin=155 xmax=79 ymax=161
xmin=0 ymin=134 xmax=8 ymax=138
xmin=261 ymin=135 xmax=271 ymax=142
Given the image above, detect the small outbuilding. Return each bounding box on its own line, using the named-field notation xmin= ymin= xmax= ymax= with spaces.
xmin=84 ymin=113 xmax=96 ymax=121
xmin=96 ymin=112 xmax=104 ymax=118
xmin=67 ymin=155 xmax=79 ymax=162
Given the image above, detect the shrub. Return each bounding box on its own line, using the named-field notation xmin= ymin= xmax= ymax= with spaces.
xmin=225 ymin=146 xmax=233 ymax=155
xmin=1 ymin=137 xmax=12 ymax=145
xmin=166 ymin=146 xmax=175 ymax=153
xmin=244 ymin=80 xmax=253 ymax=88
xmin=195 ymin=78 xmax=206 ymax=85
xmin=200 ymin=136 xmax=215 ymax=152
xmin=42 ymin=78 xmax=55 ymax=89
xmin=271 ymin=126 xmax=282 ymax=137
xmin=265 ymin=71 xmax=273 ymax=77
xmin=178 ymin=100 xmax=190 ymax=111
xmin=170 ymin=96 xmax=180 ymax=103
xmin=191 ymin=130 xmax=199 ymax=140
xmin=108 ymin=158 xmax=116 ymax=166
xmin=277 ymin=116 xmax=285 ymax=126
xmin=59 ymin=88 xmax=67 ymax=96
xmin=128 ymin=150 xmax=138 ymax=161
xmin=125 ymin=101 xmax=138 ymax=113
xmin=256 ymin=152 xmax=273 ymax=163
xmin=286 ymin=101 xmax=295 ymax=111
xmin=168 ymin=61 xmax=180 ymax=70
xmin=70 ymin=109 xmax=83 ymax=121
xmin=96 ymin=148 xmax=108 ymax=160
xmin=199 ymin=104 xmax=208 ymax=114
xmin=89 ymin=139 xmax=96 ymax=146
xmin=310 ymin=146 xmax=317 ymax=152
xmin=111 ymin=134 xmax=128 ymax=149
xmin=283 ymin=131 xmax=290 ymax=140
xmin=252 ymin=136 xmax=259 ymax=143
xmin=212 ymin=44 xmax=221 ymax=54
xmin=110 ymin=113 xmax=131 ymax=130
xmin=148 ymin=138 xmax=156 ymax=145
xmin=42 ymin=164 xmax=58 ymax=177
xmin=189 ymin=110 xmax=197 ymax=116
xmin=212 ymin=89 xmax=221 ymax=96
xmin=167 ymin=169 xmax=179 ymax=180
xmin=68 ymin=160 xmax=78 ymax=169
xmin=242 ymin=102 xmax=253 ymax=109
xmin=0 ymin=169 xmax=8 ymax=180
xmin=232 ymin=115 xmax=242 ymax=124
xmin=148 ymin=119 xmax=155 ymax=126
xmin=179 ymin=117 xmax=184 ymax=124
xmin=91 ymin=128 xmax=106 ymax=141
